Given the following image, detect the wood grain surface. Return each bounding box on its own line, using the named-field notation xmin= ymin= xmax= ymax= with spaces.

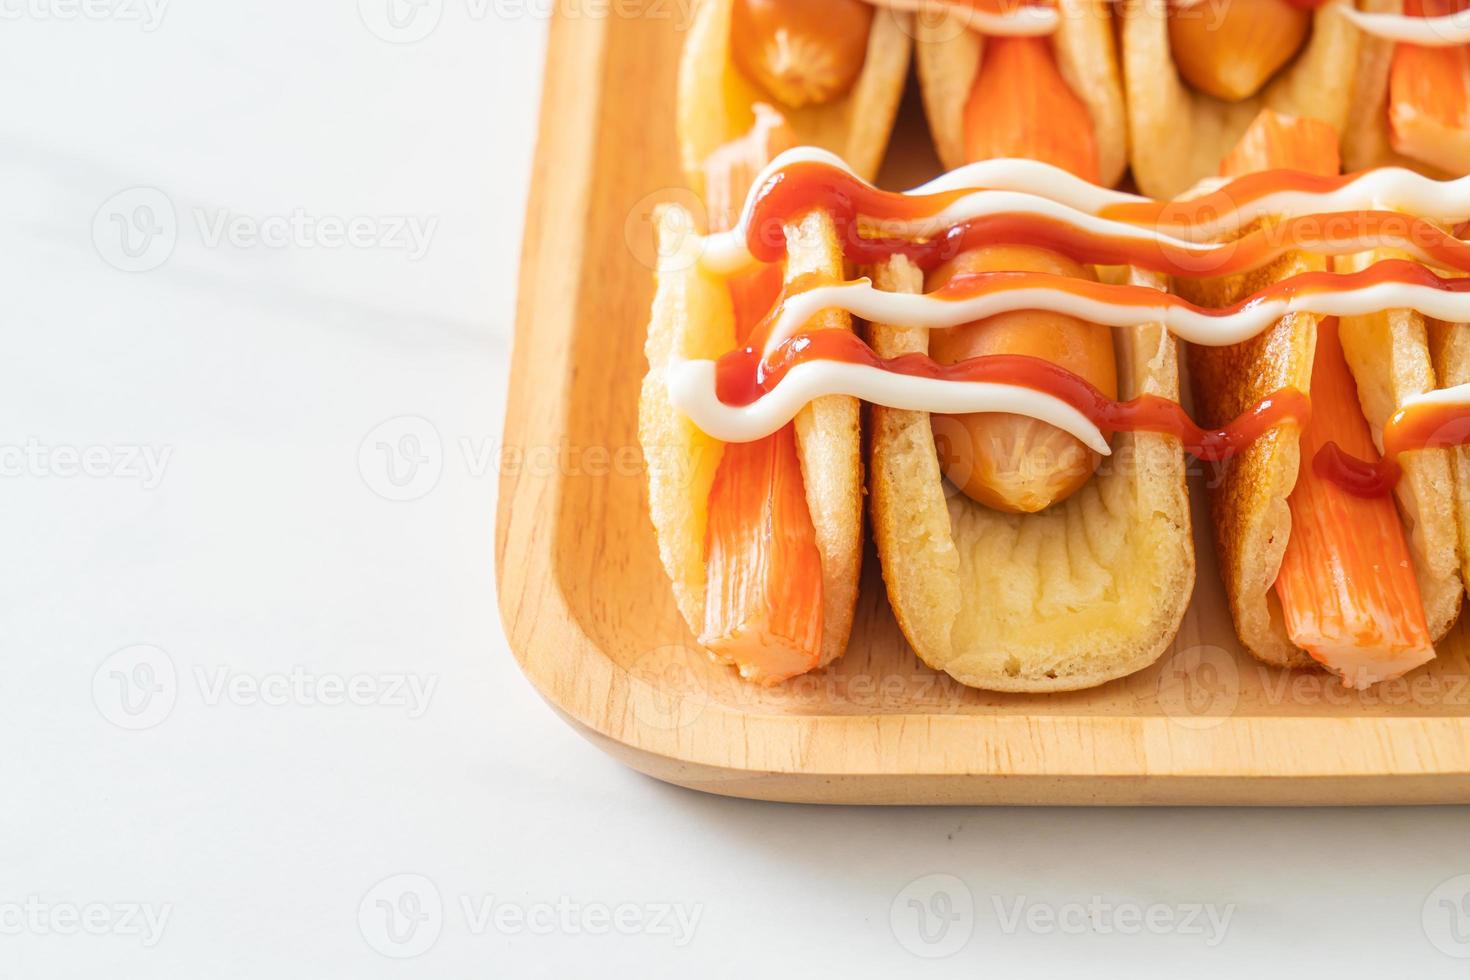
xmin=495 ymin=6 xmax=1470 ymax=804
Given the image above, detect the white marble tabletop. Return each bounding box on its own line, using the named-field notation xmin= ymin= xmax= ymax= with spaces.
xmin=5 ymin=3 xmax=1470 ymax=976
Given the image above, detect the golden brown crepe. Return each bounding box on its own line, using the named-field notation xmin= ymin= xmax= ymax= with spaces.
xmin=1429 ymin=315 xmax=1470 ymax=597
xmin=867 ymin=259 xmax=1195 ymax=691
xmin=1180 ymin=246 xmax=1462 ymax=666
xmin=676 ymin=0 xmax=913 ymax=196
xmin=639 ymin=205 xmax=863 ymax=668
xmin=1121 ymin=0 xmax=1361 ymax=198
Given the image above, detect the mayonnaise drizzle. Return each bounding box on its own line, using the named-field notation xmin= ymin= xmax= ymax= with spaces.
xmin=677 ymin=150 xmax=1470 ymax=446
xmin=701 ymin=148 xmax=1145 ymax=274
xmin=756 ymin=277 xmax=1470 ymax=359
xmin=1400 ymin=381 xmax=1470 ymax=414
xmin=1158 ymin=169 xmax=1470 ymax=240
xmin=667 ymin=357 xmax=1111 ymax=453
xmin=701 ymin=148 xmax=1470 ymax=273
xmin=866 ymin=0 xmax=1059 ymax=36
xmin=1341 ymin=5 xmax=1470 ymax=46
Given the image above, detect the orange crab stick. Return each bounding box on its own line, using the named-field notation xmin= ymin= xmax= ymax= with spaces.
xmin=1218 ymin=108 xmax=1340 ymax=175
xmin=701 ymin=263 xmax=822 ymax=686
xmin=1218 ymin=111 xmax=1434 ymax=687
xmin=698 ymin=112 xmax=825 ymax=685
xmin=1274 ymin=318 xmax=1434 ymax=687
xmin=962 ymin=36 xmax=1100 ymax=181
xmin=1388 ymin=0 xmax=1470 ymax=174
xmin=701 ymin=424 xmax=825 ymax=683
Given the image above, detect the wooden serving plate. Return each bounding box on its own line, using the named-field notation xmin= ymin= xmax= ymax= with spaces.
xmin=497 ymin=8 xmax=1470 ymax=804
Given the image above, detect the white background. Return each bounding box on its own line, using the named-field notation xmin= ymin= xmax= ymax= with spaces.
xmin=5 ymin=1 xmax=1470 ymax=976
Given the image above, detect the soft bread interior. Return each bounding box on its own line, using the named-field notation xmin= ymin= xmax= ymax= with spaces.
xmin=1121 ymin=0 xmax=1360 ymax=198
xmin=1181 ymin=248 xmax=1462 ymax=668
xmin=868 ymin=259 xmax=1194 ymax=692
xmin=638 ymin=205 xmax=863 ymax=668
xmin=676 ymin=0 xmax=912 ymax=194
xmin=914 ymin=1 xmax=1128 ymax=185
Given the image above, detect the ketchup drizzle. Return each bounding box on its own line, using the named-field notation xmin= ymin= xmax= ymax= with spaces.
xmin=931 ymin=259 xmax=1470 ymax=317
xmin=1099 ymin=167 xmax=1345 ymax=228
xmin=741 ymin=161 xmax=1470 ymax=279
xmin=720 ymin=161 xmax=1470 ymax=497
xmin=1313 ymin=443 xmax=1400 ymax=498
xmin=716 ymin=332 xmax=1312 ymax=465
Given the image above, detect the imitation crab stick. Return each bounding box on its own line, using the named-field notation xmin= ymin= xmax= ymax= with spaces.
xmin=961 ymin=36 xmax=1100 ymax=182
xmin=1389 ymin=0 xmax=1470 ymax=174
xmin=1220 ymin=112 xmax=1435 ymax=687
xmin=698 ymin=113 xmax=825 ymax=685
xmin=1218 ymin=109 xmax=1340 ymax=176
xmin=1274 ymin=317 xmax=1434 ymax=686
xmin=700 ymin=424 xmax=825 ymax=682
